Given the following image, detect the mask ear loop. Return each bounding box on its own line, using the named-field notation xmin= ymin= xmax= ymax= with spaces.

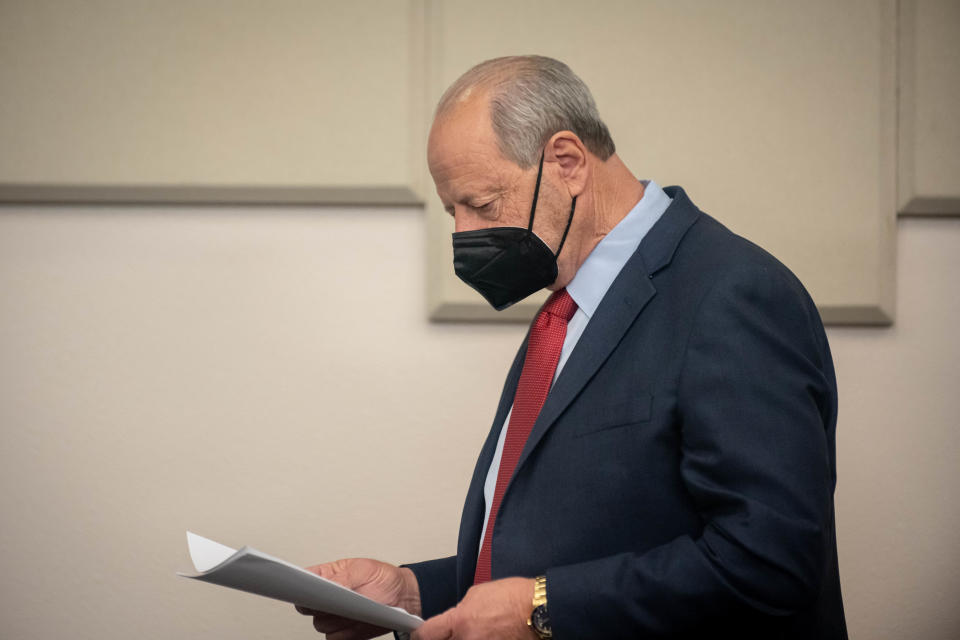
xmin=554 ymin=195 xmax=577 ymax=258
xmin=527 ymin=149 xmax=576 ymax=258
xmin=526 ymin=151 xmax=546 ymax=232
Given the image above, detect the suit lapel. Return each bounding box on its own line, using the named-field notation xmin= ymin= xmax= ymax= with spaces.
xmin=511 ymin=258 xmax=655 ymax=477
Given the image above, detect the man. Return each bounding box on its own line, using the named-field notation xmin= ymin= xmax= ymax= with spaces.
xmin=297 ymin=56 xmax=846 ymax=639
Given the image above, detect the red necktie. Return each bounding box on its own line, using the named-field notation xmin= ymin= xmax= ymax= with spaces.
xmin=474 ymin=289 xmax=578 ymax=584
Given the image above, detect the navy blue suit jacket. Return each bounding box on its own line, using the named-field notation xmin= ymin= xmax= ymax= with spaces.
xmin=408 ymin=187 xmax=847 ymax=638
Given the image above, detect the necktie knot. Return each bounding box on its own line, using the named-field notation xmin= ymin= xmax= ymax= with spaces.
xmin=542 ymin=288 xmax=577 ymax=322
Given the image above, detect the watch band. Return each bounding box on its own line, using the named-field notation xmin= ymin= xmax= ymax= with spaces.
xmin=527 ymin=575 xmax=551 ymax=639
xmin=532 ymin=575 xmax=548 ymax=608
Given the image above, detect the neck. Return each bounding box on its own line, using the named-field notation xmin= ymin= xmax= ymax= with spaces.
xmin=552 ymin=154 xmax=645 ymax=289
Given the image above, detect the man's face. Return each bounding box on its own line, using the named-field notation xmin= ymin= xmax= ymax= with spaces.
xmin=427 ymin=94 xmax=567 ymax=243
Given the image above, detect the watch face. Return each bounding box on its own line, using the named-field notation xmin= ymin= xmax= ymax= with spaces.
xmin=531 ymin=604 xmax=552 ymax=637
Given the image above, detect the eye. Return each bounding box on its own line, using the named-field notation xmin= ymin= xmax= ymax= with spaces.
xmin=471 ymin=201 xmax=494 ymax=213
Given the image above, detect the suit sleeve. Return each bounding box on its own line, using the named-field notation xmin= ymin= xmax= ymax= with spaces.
xmin=403 ymin=555 xmax=459 ymax=619
xmin=546 ymin=262 xmax=838 ymax=637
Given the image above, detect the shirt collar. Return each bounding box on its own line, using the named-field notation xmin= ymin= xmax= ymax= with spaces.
xmin=566 ymin=180 xmax=672 ymax=319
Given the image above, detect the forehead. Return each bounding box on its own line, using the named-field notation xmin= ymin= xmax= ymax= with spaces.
xmin=427 ymin=96 xmax=517 ymax=200
xmin=428 ymin=91 xmax=494 ymax=161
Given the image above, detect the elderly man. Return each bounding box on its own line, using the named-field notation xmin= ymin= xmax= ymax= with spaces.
xmin=298 ymin=56 xmax=846 ymax=639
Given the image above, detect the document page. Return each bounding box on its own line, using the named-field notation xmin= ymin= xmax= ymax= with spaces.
xmin=178 ymin=532 xmax=423 ymax=633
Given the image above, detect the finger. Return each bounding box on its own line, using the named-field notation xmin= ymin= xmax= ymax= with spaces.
xmin=305 ymin=561 xmax=354 ymax=588
xmin=311 ymin=613 xmax=355 ymax=634
xmin=304 ymin=563 xmax=332 ymax=579
xmin=326 ymin=623 xmax=389 ymax=640
xmin=411 ymin=609 xmax=456 ymax=640
xmin=295 ymin=604 xmax=320 ymax=616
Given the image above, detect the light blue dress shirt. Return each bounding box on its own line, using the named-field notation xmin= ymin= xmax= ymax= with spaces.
xmin=478 ymin=180 xmax=673 ymax=554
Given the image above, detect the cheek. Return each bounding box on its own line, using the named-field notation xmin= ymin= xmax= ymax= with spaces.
xmin=531 ymin=183 xmax=571 ymax=239
xmin=496 ymin=197 xmax=527 ymax=227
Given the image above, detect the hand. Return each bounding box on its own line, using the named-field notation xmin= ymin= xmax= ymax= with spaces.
xmin=412 ymin=577 xmax=536 ymax=640
xmin=294 ymin=558 xmax=421 ymax=640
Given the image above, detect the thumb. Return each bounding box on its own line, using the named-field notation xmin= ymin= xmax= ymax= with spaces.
xmin=412 ymin=608 xmax=456 ymax=640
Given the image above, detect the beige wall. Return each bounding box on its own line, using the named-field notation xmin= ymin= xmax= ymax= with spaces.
xmin=0 ymin=207 xmax=958 ymax=639
xmin=1 ymin=1 xmax=958 ymax=639
xmin=830 ymin=217 xmax=960 ymax=638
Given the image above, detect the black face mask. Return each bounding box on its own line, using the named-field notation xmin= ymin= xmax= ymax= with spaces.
xmin=451 ymin=152 xmax=576 ymax=311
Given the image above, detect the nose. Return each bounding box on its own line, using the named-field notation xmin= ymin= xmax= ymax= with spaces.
xmin=454 ymin=215 xmax=472 ymax=234
xmin=453 ymin=207 xmax=484 ymax=234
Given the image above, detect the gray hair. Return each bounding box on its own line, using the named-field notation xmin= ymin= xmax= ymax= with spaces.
xmin=435 ymin=55 xmax=616 ymax=168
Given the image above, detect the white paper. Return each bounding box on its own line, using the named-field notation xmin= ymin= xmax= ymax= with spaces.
xmin=178 ymin=532 xmax=423 ymax=633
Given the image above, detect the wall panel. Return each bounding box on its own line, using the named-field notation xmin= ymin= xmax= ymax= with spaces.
xmin=0 ymin=0 xmax=427 ymax=204
xmin=426 ymin=0 xmax=897 ymax=325
xmin=898 ymin=0 xmax=960 ymax=216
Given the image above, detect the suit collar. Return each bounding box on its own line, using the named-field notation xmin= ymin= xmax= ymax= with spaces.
xmin=638 ymin=186 xmax=700 ymax=276
xmin=566 ymin=180 xmax=672 ymax=319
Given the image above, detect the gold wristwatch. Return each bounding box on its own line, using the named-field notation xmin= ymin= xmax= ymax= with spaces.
xmin=527 ymin=575 xmax=552 ymax=638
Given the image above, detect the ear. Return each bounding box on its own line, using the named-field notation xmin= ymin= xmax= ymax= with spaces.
xmin=545 ymin=131 xmax=589 ymax=198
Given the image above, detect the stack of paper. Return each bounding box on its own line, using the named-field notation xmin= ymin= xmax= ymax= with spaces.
xmin=178 ymin=531 xmax=423 ymax=633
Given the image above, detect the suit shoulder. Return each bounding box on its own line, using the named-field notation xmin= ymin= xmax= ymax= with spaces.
xmin=683 ymin=210 xmax=810 ymax=296
xmin=675 ymin=211 xmax=831 ymax=357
